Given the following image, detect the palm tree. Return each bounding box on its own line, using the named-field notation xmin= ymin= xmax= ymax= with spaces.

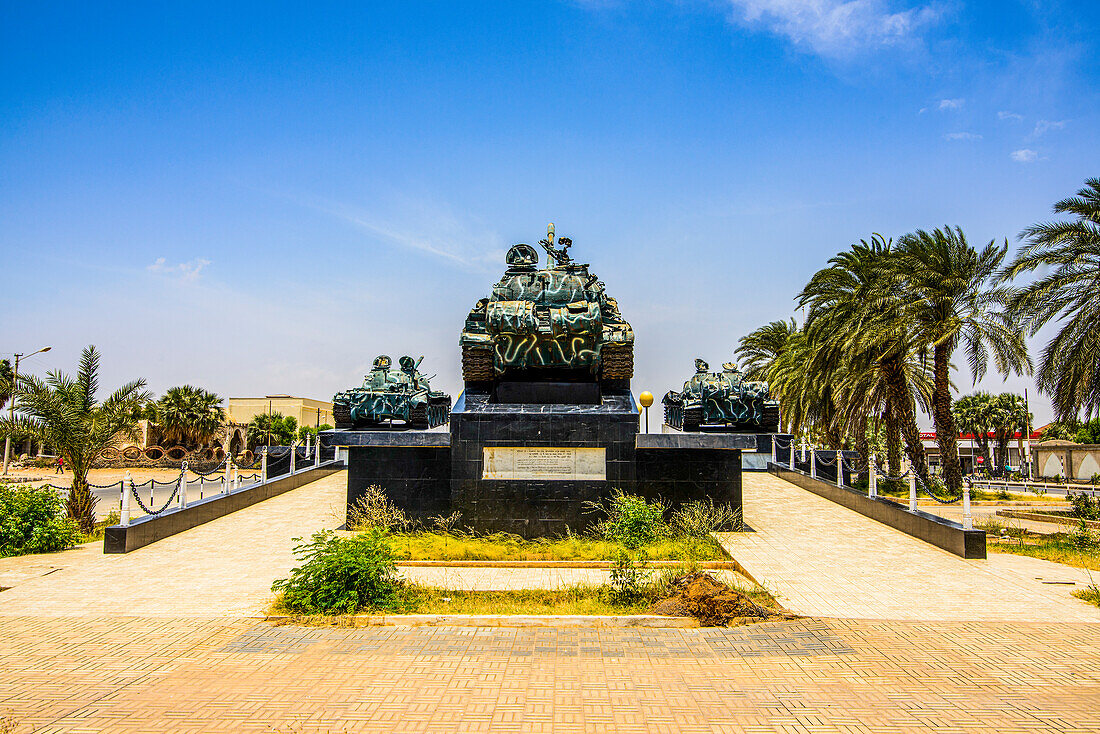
xmin=736 ymin=319 xmax=797 ymax=382
xmin=0 ymin=346 xmax=150 ymax=533
xmin=895 ymin=227 xmax=1031 ymax=493
xmin=246 ymin=412 xmax=298 ymax=448
xmin=153 ymin=385 xmax=225 ymax=449
xmin=0 ymin=359 xmax=12 ymax=411
xmin=952 ymin=392 xmax=995 ymax=472
xmin=1004 ymin=177 xmax=1100 ymax=420
xmin=797 ymin=235 xmax=933 ymax=488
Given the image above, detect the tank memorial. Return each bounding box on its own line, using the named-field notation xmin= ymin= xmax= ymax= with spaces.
xmin=322 ymin=225 xmax=791 ymax=536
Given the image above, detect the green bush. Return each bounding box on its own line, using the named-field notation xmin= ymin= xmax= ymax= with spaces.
xmin=1069 ymin=492 xmax=1100 ymax=521
xmin=590 ymin=489 xmax=668 ymax=548
xmin=608 ymin=548 xmax=650 ymax=602
xmin=0 ymin=484 xmax=81 ymax=557
xmin=347 ymin=485 xmax=410 ymax=531
xmin=271 ymin=530 xmax=401 ymax=614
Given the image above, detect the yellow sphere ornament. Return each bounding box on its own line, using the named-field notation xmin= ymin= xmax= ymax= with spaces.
xmin=639 ymin=391 xmax=654 ymax=408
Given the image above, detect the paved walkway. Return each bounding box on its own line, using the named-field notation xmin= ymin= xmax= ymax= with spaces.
xmin=1 ymin=615 xmax=1099 ymax=733
xmin=719 ymin=472 xmax=1100 ymax=621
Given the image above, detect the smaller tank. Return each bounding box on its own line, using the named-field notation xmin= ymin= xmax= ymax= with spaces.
xmin=333 ymin=355 xmax=451 ymax=430
xmin=663 ymin=358 xmax=779 ymax=433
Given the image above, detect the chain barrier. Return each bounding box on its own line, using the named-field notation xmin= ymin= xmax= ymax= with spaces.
xmin=772 ymin=437 xmax=794 ymax=449
xmin=128 ymin=466 xmax=185 ymax=516
xmin=189 ymin=457 xmax=228 ymax=477
xmin=813 ymin=453 xmax=837 ymax=467
xmin=913 ymin=473 xmax=964 ymax=504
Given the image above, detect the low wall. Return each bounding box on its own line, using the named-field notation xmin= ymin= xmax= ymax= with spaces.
xmin=769 ymin=463 xmax=986 ymax=559
xmin=103 ymin=463 xmax=344 ymax=554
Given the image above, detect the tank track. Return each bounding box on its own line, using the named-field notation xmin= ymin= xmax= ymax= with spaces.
xmin=410 ymin=404 xmax=429 ymax=430
xmin=410 ymin=400 xmax=452 ymax=430
xmin=600 ymin=343 xmax=634 ymax=380
xmin=333 ymin=401 xmax=353 ymax=430
xmin=462 ymin=345 xmax=495 ymax=382
xmin=682 ymin=406 xmax=702 ymax=432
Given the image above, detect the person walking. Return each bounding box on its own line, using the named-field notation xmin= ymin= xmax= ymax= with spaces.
xmin=55 ymin=456 xmax=63 ymax=474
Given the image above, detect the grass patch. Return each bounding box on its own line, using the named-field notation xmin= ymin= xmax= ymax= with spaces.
xmin=987 ymin=539 xmax=1100 ymax=571
xmin=1073 ymin=585 xmax=1100 ymax=607
xmin=386 ymin=532 xmax=728 ymax=562
xmin=270 ymin=575 xmax=780 ymax=620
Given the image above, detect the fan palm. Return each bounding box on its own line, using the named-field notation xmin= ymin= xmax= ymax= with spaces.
xmin=895 ymin=227 xmax=1031 ymax=492
xmin=154 ymin=385 xmax=225 ymax=449
xmin=0 ymin=346 xmax=150 ymax=533
xmin=1004 ymin=177 xmax=1100 ymax=419
xmin=0 ymin=359 xmax=12 ymax=411
xmin=247 ymin=412 xmax=298 ymax=448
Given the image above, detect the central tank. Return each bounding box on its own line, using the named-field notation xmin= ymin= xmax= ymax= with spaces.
xmin=459 ymin=224 xmax=634 ymax=386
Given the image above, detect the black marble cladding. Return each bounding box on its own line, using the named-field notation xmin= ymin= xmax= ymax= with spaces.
xmin=336 ymin=390 xmax=747 ymax=537
xmin=347 ymin=444 xmax=451 ymax=524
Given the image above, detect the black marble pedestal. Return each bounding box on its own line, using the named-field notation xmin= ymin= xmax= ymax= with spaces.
xmin=325 ymin=397 xmax=751 ymax=537
xmin=449 ymin=389 xmax=640 ymax=536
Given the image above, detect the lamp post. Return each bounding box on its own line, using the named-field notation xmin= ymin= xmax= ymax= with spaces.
xmin=638 ymin=391 xmax=654 ymax=434
xmin=3 ymin=346 xmax=52 ymax=476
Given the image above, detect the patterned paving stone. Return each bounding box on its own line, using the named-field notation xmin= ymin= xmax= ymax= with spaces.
xmin=1 ymin=617 xmax=1099 ymax=733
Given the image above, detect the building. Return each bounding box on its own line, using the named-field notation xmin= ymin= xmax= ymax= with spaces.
xmin=920 ymin=429 xmax=1041 ymax=475
xmin=1032 ymin=441 xmax=1100 ymax=481
xmin=226 ymin=395 xmax=334 ymax=430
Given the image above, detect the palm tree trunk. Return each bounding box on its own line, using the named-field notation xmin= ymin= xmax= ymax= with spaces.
xmin=882 ymin=357 xmax=931 ymax=488
xmin=884 ymin=399 xmax=902 ymax=481
xmin=932 ymin=343 xmax=963 ymax=493
xmin=64 ymin=455 xmax=98 ymax=535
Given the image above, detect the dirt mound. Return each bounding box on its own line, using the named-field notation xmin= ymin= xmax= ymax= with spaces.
xmin=651 ymin=572 xmax=777 ymax=627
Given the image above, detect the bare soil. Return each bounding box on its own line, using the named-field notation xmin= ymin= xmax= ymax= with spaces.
xmin=649 ymin=572 xmax=787 ymax=626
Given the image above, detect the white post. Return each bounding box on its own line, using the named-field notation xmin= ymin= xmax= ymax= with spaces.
xmin=801 ymin=438 xmax=807 ymax=463
xmin=236 ymin=472 xmax=242 ymax=489
xmin=290 ymin=445 xmax=297 ymax=475
xmin=869 ymin=450 xmax=878 ymax=498
xmin=226 ymin=461 xmax=235 ymax=495
xmin=963 ymin=485 xmax=973 ymax=530
xmin=909 ymin=473 xmax=918 ymax=512
xmin=771 ymin=436 xmax=777 ymax=465
xmin=837 ymin=454 xmax=844 ymax=488
xmin=261 ymin=447 xmax=268 ymax=483
xmin=315 ymin=436 xmax=321 ymax=467
xmin=121 ymin=472 xmax=132 ymax=527
xmin=179 ymin=476 xmax=187 ymax=510
xmin=810 ymin=449 xmax=817 ymax=480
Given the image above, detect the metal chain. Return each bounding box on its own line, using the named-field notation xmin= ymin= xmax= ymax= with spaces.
xmin=914 ymin=474 xmax=964 ymax=504
xmin=128 ymin=468 xmax=184 ymax=516
xmin=189 ymin=457 xmax=228 ymax=477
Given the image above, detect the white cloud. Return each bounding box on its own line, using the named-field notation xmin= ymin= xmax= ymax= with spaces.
xmin=1033 ymin=119 xmax=1066 ymax=136
xmin=147 ymin=257 xmax=211 ymax=281
xmin=944 ymin=132 xmax=981 ymax=141
xmin=997 ymin=110 xmax=1022 ymax=121
xmin=938 ymin=98 xmax=964 ymax=110
xmin=721 ymin=0 xmax=942 ymax=56
xmin=1010 ymin=149 xmax=1038 ymax=163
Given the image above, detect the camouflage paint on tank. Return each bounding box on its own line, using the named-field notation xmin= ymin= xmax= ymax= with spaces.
xmin=663 ymin=359 xmax=779 ymax=431
xmin=333 ymin=355 xmax=451 ymax=429
xmin=460 ymin=225 xmax=633 ymax=375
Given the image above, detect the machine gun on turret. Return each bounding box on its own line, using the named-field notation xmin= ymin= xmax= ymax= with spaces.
xmin=538 ymin=222 xmax=573 ymax=266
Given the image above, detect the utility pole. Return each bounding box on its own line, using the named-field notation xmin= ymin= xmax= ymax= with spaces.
xmin=3 ymin=346 xmax=51 ymax=476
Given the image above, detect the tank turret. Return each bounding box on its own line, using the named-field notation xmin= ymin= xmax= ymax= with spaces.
xmin=333 ymin=354 xmax=451 ymax=430
xmin=662 ymin=358 xmax=779 ymax=432
xmin=459 ymin=224 xmax=634 ymax=385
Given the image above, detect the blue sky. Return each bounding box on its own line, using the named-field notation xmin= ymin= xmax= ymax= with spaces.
xmin=2 ymin=1 xmax=1098 ymax=426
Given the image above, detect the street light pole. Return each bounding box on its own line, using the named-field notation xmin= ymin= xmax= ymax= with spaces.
xmin=3 ymin=346 xmax=51 ymax=476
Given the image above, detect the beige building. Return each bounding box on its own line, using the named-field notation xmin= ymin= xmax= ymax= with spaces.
xmin=226 ymin=395 xmax=334 ymax=429
xmin=1033 ymin=440 xmax=1100 ymax=481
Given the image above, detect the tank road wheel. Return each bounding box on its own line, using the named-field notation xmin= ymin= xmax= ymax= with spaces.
xmin=462 ymin=345 xmax=495 ymax=382
xmin=682 ymin=406 xmax=702 ymax=432
xmin=410 ymin=404 xmax=429 ymax=430
xmin=334 ymin=402 xmax=353 ymax=430
xmin=600 ymin=343 xmax=634 ymax=380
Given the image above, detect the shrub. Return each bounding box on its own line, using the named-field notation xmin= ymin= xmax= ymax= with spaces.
xmin=589 ymin=489 xmax=668 ymax=548
xmin=0 ymin=484 xmax=81 ymax=557
xmin=670 ymin=499 xmax=743 ymax=536
xmin=608 ymin=548 xmax=650 ymax=602
xmin=271 ymin=530 xmax=401 ymax=614
xmin=1069 ymin=492 xmax=1100 ymax=521
xmin=347 ymin=485 xmax=409 ymax=531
